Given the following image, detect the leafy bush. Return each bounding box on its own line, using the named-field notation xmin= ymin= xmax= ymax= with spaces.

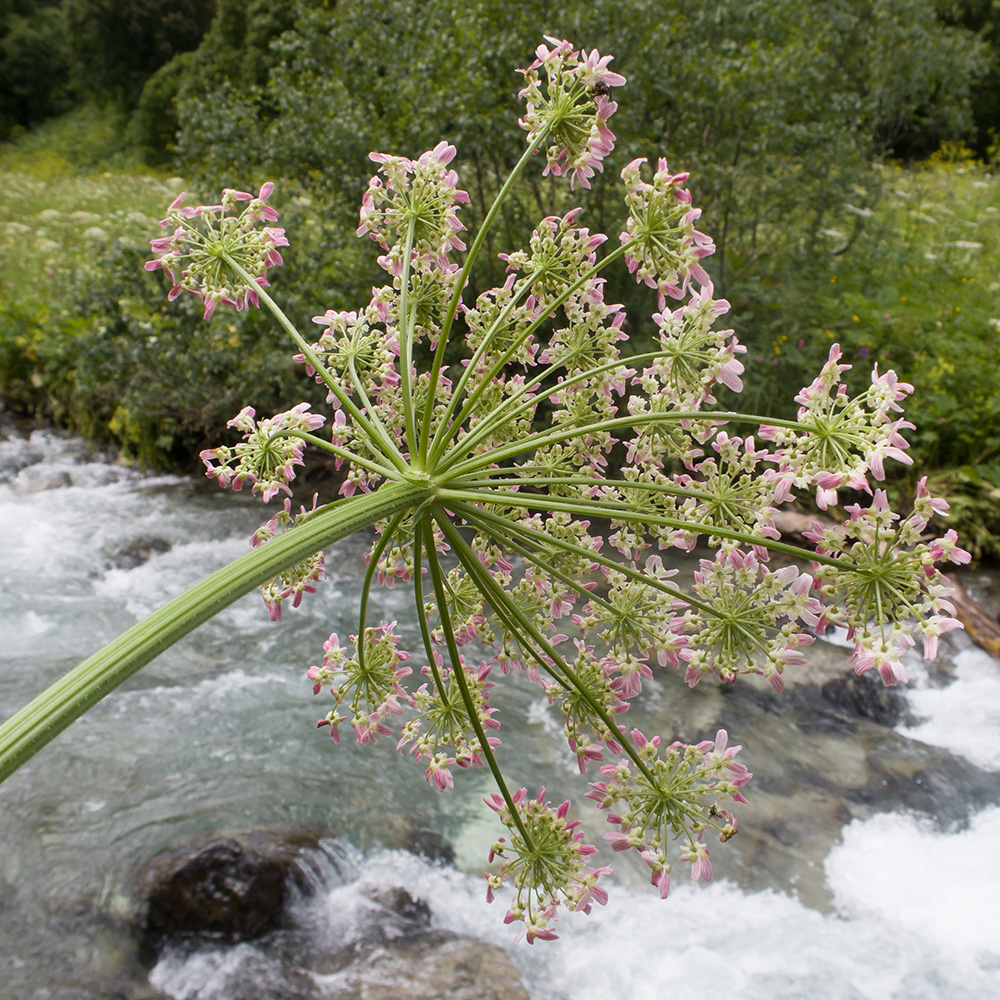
xmin=127 ymin=51 xmax=196 ymax=167
xmin=171 ymin=0 xmax=985 ymax=297
xmin=63 ymin=0 xmax=215 ymax=107
xmin=0 ymin=169 xmax=317 ymax=466
xmin=734 ymin=160 xmax=1000 ymax=471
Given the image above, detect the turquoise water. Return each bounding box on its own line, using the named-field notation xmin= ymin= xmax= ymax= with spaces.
xmin=2 ymin=426 xmax=999 ymax=999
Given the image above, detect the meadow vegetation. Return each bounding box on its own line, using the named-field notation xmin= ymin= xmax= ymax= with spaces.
xmin=1 ymin=0 xmax=999 ymax=552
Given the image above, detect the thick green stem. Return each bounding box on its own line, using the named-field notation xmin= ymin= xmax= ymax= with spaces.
xmin=398 ymin=218 xmax=419 ymax=459
xmin=450 ymin=472 xmax=719 ymax=506
xmin=438 ymin=513 xmax=656 ymax=785
xmin=443 ymin=409 xmax=809 ymax=480
xmin=427 ymin=240 xmax=635 ymax=467
xmin=356 ymin=511 xmax=407 ymax=672
xmin=0 ymin=482 xmax=426 ymax=784
xmin=426 ymin=269 xmax=539 ymax=463
xmin=439 ymin=486 xmax=850 ymax=569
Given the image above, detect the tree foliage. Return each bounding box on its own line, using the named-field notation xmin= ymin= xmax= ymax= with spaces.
xmin=165 ymin=0 xmax=985 ymax=331
xmin=0 ymin=1 xmax=71 ymax=136
xmin=0 ymin=0 xmax=214 ymax=137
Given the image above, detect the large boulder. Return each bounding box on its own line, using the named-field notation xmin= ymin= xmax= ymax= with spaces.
xmin=819 ymin=670 xmax=909 ymax=727
xmin=134 ymin=828 xmax=324 ymax=951
xmin=314 ymin=931 xmax=531 ymax=1000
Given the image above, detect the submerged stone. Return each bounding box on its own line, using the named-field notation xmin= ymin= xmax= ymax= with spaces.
xmin=134 ymin=828 xmax=325 ymax=953
xmin=313 ymin=931 xmax=531 ymax=1000
xmin=819 ymin=671 xmax=909 ymax=727
xmin=108 ymin=536 xmax=173 ymax=570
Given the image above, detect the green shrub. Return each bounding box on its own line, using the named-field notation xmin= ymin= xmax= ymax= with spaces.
xmin=734 ymin=160 xmax=1000 ymax=474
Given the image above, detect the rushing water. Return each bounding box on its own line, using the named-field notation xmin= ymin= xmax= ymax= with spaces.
xmin=1 ymin=425 xmax=999 ymax=999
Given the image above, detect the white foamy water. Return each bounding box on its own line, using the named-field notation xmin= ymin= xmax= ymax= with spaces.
xmin=899 ymin=649 xmax=1000 ymax=771
xmin=151 ymin=806 xmax=1000 ymax=1000
xmin=5 ymin=426 xmax=1000 ymax=1000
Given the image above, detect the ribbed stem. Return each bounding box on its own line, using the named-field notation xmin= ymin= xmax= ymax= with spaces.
xmin=0 ymin=481 xmax=426 ymax=783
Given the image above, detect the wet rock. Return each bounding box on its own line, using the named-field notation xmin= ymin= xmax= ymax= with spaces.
xmin=314 ymin=931 xmax=531 ymax=1000
xmin=108 ymin=537 xmax=172 ymax=570
xmin=819 ymin=671 xmax=909 ymax=727
xmin=134 ymin=828 xmax=325 ymax=952
xmin=399 ymin=825 xmax=455 ymax=866
xmin=151 ymin=940 xmax=321 ymax=1000
xmin=365 ymin=886 xmax=431 ymax=929
xmin=12 ymin=465 xmax=72 ymax=493
xmin=379 ymin=816 xmax=456 ymax=865
xmin=852 ymin=732 xmax=1000 ymax=824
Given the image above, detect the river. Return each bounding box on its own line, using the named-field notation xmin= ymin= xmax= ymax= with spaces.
xmin=1 ymin=425 xmax=999 ymax=999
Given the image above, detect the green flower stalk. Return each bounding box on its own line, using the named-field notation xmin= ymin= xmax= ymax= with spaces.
xmin=0 ymin=38 xmax=968 ymax=942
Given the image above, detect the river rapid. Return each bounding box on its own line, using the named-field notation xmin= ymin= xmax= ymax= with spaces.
xmin=1 ymin=425 xmax=999 ymax=999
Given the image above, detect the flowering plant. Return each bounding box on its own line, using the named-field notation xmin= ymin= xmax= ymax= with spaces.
xmin=0 ymin=38 xmax=968 ymax=942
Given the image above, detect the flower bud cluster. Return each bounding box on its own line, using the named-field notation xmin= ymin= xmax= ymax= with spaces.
xmin=145 ymin=184 xmax=287 ymax=319
xmin=396 ymin=651 xmax=500 ymax=791
xmin=358 ymin=141 xmax=469 ymax=272
xmin=545 ymin=638 xmax=627 ymax=773
xmin=586 ymin=729 xmax=750 ymax=898
xmin=635 ymin=283 xmax=745 ymax=412
xmin=682 ymin=546 xmax=823 ymax=691
xmin=200 ymin=403 xmax=325 ymax=502
xmin=501 ymin=208 xmax=608 ymax=310
xmin=620 ymin=158 xmax=715 ymax=305
xmin=309 ymin=623 xmax=412 ymax=744
xmin=760 ymin=343 xmax=916 ymax=508
xmin=305 ymin=308 xmax=398 ymax=395
xmin=249 ymin=495 xmax=326 ymax=622
xmin=804 ymin=482 xmax=968 ymax=684
xmin=517 ymin=37 xmax=625 ymax=190
xmin=485 ymin=787 xmax=612 ymax=942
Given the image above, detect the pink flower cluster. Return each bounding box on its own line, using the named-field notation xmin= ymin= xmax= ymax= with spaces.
xmin=587 ymin=729 xmax=750 ymax=898
xmin=358 ymin=140 xmax=469 ymax=273
xmin=396 ymin=651 xmax=501 ymax=792
xmin=200 ymin=403 xmax=325 ymax=502
xmin=620 ymin=157 xmax=715 ymax=306
xmin=761 ymin=343 xmax=916 ymax=508
xmin=485 ymin=786 xmax=611 ymax=943
xmin=805 ymin=482 xmax=968 ymax=685
xmin=146 ymin=184 xmax=287 ymax=319
xmin=517 ymin=37 xmax=625 ymax=190
xmin=309 ymin=623 xmax=412 ymax=744
xmin=250 ymin=494 xmax=326 ymax=621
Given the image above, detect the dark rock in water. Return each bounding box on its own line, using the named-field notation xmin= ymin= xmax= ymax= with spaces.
xmin=852 ymin=732 xmax=1000 ymax=824
xmin=109 ymin=537 xmax=172 ymax=570
xmin=134 ymin=828 xmax=325 ymax=953
xmin=378 ymin=816 xmax=456 ymax=865
xmin=399 ymin=825 xmax=455 ymax=866
xmin=365 ymin=885 xmax=431 ymax=929
xmin=820 ymin=671 xmax=909 ymax=727
xmin=314 ymin=930 xmax=531 ymax=1000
